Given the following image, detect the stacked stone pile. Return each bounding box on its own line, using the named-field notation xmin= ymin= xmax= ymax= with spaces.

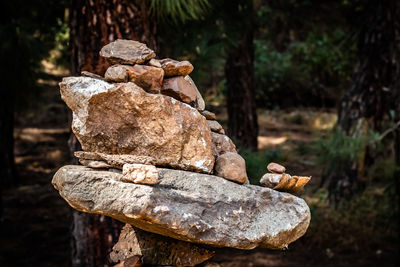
xmin=53 ymin=39 xmax=312 ymax=265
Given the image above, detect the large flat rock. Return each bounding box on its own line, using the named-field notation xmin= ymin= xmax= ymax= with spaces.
xmin=53 ymin=165 xmax=310 ymax=250
xmin=59 ymin=77 xmax=214 ymax=173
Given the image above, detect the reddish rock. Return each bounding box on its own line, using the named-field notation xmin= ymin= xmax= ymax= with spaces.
xmin=60 ymin=77 xmax=215 ymax=173
xmin=123 ymin=64 xmax=164 ymax=93
xmin=161 ymin=76 xmax=197 ymax=104
xmin=160 ymin=58 xmax=194 ymax=77
xmin=184 ymin=76 xmax=205 ymax=110
xmin=267 ymin=162 xmax=286 ymax=174
xmin=200 ymin=110 xmax=216 ymax=120
xmin=207 ymin=120 xmax=224 ymax=134
xmin=212 ymin=132 xmax=237 ymax=156
xmin=100 ymin=39 xmax=155 ymax=65
xmin=214 ymin=152 xmax=248 ymax=184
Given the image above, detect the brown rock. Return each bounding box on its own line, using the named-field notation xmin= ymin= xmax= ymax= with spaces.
xmin=100 ymin=39 xmax=155 ymax=65
xmin=105 ymin=65 xmax=129 ymax=82
xmin=207 ymin=120 xmax=224 ymax=134
xmin=212 ymin=132 xmax=237 ymax=156
xmin=148 ymin=58 xmax=161 ymax=68
xmin=267 ymin=162 xmax=286 ymax=174
xmin=81 ymin=71 xmax=105 ymax=80
xmin=61 ymin=77 xmax=215 ymax=173
xmin=200 ymin=110 xmax=216 ymax=120
xmin=75 ymin=151 xmax=156 ymax=169
xmin=122 ymin=163 xmax=158 ymax=185
xmin=161 ymin=76 xmax=197 ymax=104
xmin=184 ymin=75 xmax=205 ymax=110
xmin=160 ymin=58 xmax=194 ymax=77
xmin=259 ymin=173 xmax=283 ymax=188
xmin=123 ymin=64 xmax=164 ymax=93
xmin=110 ymin=224 xmax=214 ymax=266
xmin=214 ymin=152 xmax=248 ymax=184
xmin=78 ymin=159 xmax=112 ymax=169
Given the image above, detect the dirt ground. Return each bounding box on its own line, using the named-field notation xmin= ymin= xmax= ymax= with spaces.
xmin=0 ymin=67 xmax=398 ymax=266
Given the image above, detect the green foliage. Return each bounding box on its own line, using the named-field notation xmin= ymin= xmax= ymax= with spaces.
xmin=149 ymin=0 xmax=210 ymax=23
xmin=315 ymin=128 xmax=380 ymax=175
xmin=240 ymin=149 xmax=284 ymax=184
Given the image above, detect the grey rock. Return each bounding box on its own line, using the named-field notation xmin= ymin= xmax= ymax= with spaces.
xmin=53 ymin=165 xmax=311 ymax=250
xmin=100 ymin=39 xmax=155 ymax=65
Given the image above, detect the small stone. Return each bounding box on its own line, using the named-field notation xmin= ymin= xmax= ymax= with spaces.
xmin=259 ymin=173 xmax=282 ymax=188
xmin=200 ymin=110 xmax=216 ymax=120
xmin=148 ymin=58 xmax=162 ymax=68
xmin=122 ymin=163 xmax=158 ymax=185
xmin=212 ymin=132 xmax=237 ymax=156
xmin=184 ymin=76 xmax=205 ymax=110
xmin=100 ymin=39 xmax=156 ymax=65
xmin=267 ymin=162 xmax=286 ymax=174
xmin=104 ymin=65 xmax=128 ymax=82
xmin=160 ymin=58 xmax=194 ymax=77
xmin=214 ymin=152 xmax=248 ymax=184
xmin=161 ymin=76 xmax=197 ymax=104
xmin=81 ymin=71 xmax=105 ymax=80
xmin=78 ymin=159 xmax=112 ymax=169
xmin=207 ymin=120 xmax=224 ymax=134
xmin=123 ymin=64 xmax=164 ymax=93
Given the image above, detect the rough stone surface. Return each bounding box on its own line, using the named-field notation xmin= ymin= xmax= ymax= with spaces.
xmin=100 ymin=39 xmax=155 ymax=65
xmin=184 ymin=75 xmax=205 ymax=111
xmin=53 ymin=165 xmax=310 ymax=250
xmin=60 ymin=77 xmax=215 ymax=173
xmin=160 ymin=58 xmax=194 ymax=77
xmin=259 ymin=173 xmax=282 ymax=188
xmin=78 ymin=159 xmax=112 ymax=169
xmin=122 ymin=163 xmax=158 ymax=185
xmin=148 ymin=58 xmax=161 ymax=68
xmin=267 ymin=162 xmax=286 ymax=174
xmin=104 ymin=65 xmax=129 ymax=82
xmin=75 ymin=151 xmax=156 ymax=169
xmin=110 ymin=224 xmax=214 ymax=266
xmin=212 ymin=132 xmax=237 ymax=156
xmin=81 ymin=71 xmax=105 ymax=80
xmin=201 ymin=110 xmax=216 ymax=120
xmin=161 ymin=76 xmax=197 ymax=104
xmin=214 ymin=152 xmax=248 ymax=184
xmin=123 ymin=64 xmax=164 ymax=93
xmin=207 ymin=120 xmax=224 ymax=134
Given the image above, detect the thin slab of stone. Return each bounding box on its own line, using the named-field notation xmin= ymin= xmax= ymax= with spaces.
xmin=53 ymin=165 xmax=311 ymax=250
xmin=100 ymin=39 xmax=155 ymax=65
xmin=260 ymin=173 xmax=311 ymax=194
xmin=60 ymin=77 xmax=215 ymax=173
xmin=110 ymin=224 xmax=214 ymax=266
xmin=81 ymin=71 xmax=105 ymax=80
xmin=201 ymin=110 xmax=216 ymax=120
xmin=160 ymin=58 xmax=194 ymax=77
xmin=78 ymin=159 xmax=112 ymax=169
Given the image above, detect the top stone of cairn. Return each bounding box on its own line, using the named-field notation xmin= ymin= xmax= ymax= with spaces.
xmin=100 ymin=39 xmax=156 ymax=65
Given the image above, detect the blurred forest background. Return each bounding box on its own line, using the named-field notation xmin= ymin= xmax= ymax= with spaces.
xmin=1 ymin=0 xmax=400 ymax=266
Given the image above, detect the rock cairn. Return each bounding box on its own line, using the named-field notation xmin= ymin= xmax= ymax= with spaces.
xmin=53 ymin=39 xmax=312 ymax=266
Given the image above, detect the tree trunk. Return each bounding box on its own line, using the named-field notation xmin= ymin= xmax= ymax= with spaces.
xmin=328 ymin=0 xmax=398 ymax=203
xmin=225 ymin=1 xmax=258 ymax=151
xmin=68 ymin=1 xmax=156 ymax=266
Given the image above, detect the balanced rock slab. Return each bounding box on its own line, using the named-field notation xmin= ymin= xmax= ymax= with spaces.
xmin=160 ymin=58 xmax=194 ymax=77
xmin=53 ymin=165 xmax=311 ymax=250
xmin=60 ymin=77 xmax=214 ymax=173
xmin=100 ymin=39 xmax=155 ymax=65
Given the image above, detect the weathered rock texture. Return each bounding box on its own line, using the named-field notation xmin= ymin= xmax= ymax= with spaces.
xmin=110 ymin=224 xmax=214 ymax=266
xmin=260 ymin=173 xmax=311 ymax=194
xmin=100 ymin=39 xmax=155 ymax=65
xmin=122 ymin=163 xmax=158 ymax=185
xmin=160 ymin=58 xmax=194 ymax=77
xmin=53 ymin=165 xmax=311 ymax=250
xmin=161 ymin=76 xmax=198 ymax=104
xmin=212 ymin=132 xmax=237 ymax=156
xmin=60 ymin=77 xmax=214 ymax=173
xmin=214 ymin=152 xmax=248 ymax=184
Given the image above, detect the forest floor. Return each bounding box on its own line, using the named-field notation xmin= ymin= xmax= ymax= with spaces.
xmin=0 ymin=64 xmax=398 ymax=266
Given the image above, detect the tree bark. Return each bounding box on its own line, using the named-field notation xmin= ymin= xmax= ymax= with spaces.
xmin=327 ymin=0 xmax=399 ymax=203
xmin=225 ymin=1 xmax=258 ymax=151
xmin=68 ymin=1 xmax=156 ymax=266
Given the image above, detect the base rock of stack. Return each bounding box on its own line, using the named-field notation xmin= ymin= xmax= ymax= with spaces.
xmin=53 ymin=165 xmax=311 ymax=250
xmin=60 ymin=77 xmax=214 ymax=173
